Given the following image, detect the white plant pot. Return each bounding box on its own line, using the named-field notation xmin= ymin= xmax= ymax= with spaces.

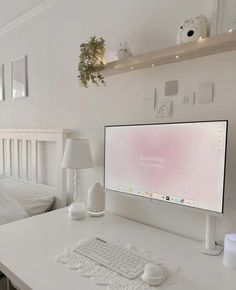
xmin=87 ymin=182 xmax=105 ymax=216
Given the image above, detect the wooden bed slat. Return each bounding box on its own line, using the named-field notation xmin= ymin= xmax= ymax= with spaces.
xmin=5 ymin=139 xmax=11 ymax=176
xmin=31 ymin=140 xmax=37 ymax=183
xmin=22 ymin=139 xmax=28 ymax=180
xmin=14 ymin=139 xmax=19 ymax=178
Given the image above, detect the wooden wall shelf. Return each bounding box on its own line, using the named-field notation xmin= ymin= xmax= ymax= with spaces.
xmin=102 ymin=31 xmax=236 ymax=76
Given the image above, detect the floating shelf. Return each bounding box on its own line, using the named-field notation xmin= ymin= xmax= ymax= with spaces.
xmin=102 ymin=31 xmax=236 ymax=76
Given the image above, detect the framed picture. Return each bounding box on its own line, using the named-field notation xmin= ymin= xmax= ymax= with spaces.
xmin=211 ymin=0 xmax=236 ymax=34
xmin=0 ymin=64 xmax=4 ymax=101
xmin=11 ymin=55 xmax=28 ymax=99
xmin=157 ymin=101 xmax=172 ymax=117
xmin=181 ymin=93 xmax=195 ymax=108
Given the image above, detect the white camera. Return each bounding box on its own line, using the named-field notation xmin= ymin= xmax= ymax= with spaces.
xmin=177 ymin=15 xmax=208 ymax=44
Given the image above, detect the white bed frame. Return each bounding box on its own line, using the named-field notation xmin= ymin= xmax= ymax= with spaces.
xmin=0 ymin=129 xmax=69 ymax=208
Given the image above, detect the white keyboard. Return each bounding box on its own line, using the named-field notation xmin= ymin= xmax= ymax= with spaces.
xmin=75 ymin=237 xmax=149 ymax=279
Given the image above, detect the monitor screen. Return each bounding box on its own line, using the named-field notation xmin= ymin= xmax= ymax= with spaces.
xmin=104 ymin=121 xmax=228 ymax=214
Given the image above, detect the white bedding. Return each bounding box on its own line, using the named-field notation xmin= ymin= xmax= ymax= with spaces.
xmin=0 ymin=191 xmax=28 ymax=225
xmin=0 ymin=176 xmax=55 ymax=217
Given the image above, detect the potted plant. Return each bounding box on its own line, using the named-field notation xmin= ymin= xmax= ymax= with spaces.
xmin=78 ymin=36 xmax=106 ymax=88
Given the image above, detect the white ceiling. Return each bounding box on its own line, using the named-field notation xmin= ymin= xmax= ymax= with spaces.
xmin=0 ymin=0 xmax=46 ymax=28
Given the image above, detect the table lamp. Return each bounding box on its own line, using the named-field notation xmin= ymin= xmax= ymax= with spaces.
xmin=62 ymin=139 xmax=93 ymax=219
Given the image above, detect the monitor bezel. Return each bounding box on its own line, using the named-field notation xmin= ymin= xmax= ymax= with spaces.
xmin=104 ymin=120 xmax=228 ymax=216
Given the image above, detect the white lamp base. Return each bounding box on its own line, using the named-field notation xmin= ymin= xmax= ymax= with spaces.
xmin=88 ymin=210 xmax=105 ymax=217
xmin=69 ymin=202 xmax=87 ymax=220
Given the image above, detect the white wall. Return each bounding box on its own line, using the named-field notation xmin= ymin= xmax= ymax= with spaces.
xmin=0 ymin=0 xmax=236 ymax=243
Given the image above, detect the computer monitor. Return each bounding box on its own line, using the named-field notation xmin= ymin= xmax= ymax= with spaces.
xmin=104 ymin=121 xmax=228 ymax=255
xmin=104 ymin=121 xmax=227 ymax=215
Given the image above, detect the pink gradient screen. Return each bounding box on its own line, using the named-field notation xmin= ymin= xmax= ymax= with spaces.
xmin=105 ymin=121 xmax=227 ymax=213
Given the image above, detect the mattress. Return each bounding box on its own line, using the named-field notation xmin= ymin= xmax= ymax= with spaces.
xmin=0 ymin=175 xmax=55 ymax=217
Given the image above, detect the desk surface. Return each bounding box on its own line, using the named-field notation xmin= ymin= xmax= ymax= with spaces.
xmin=0 ymin=208 xmax=235 ymax=290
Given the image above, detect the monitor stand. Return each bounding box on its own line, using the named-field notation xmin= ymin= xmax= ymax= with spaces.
xmin=198 ymin=214 xmax=223 ymax=256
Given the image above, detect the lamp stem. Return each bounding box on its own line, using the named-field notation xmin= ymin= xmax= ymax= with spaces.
xmin=73 ymin=169 xmax=80 ymax=203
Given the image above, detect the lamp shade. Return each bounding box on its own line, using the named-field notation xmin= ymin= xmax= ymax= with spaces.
xmin=61 ymin=139 xmax=93 ymax=169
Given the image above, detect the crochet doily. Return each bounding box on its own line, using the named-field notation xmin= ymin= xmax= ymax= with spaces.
xmin=55 ymin=238 xmax=179 ymax=290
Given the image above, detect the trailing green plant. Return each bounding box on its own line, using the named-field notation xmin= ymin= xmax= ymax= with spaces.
xmin=78 ymin=36 xmax=106 ymax=88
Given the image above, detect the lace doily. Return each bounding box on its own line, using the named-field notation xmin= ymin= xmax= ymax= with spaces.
xmin=55 ymin=239 xmax=179 ymax=290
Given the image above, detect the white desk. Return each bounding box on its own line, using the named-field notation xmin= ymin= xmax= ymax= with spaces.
xmin=0 ymin=208 xmax=235 ymax=290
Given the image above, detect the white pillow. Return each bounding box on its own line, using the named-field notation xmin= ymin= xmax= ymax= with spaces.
xmin=0 ymin=176 xmax=55 ymax=216
xmin=0 ymin=191 xmax=28 ymax=225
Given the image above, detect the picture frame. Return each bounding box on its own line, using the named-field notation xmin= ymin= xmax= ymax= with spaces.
xmin=11 ymin=55 xmax=28 ymax=99
xmin=181 ymin=93 xmax=195 ymax=108
xmin=211 ymin=0 xmax=236 ymax=35
xmin=157 ymin=101 xmax=172 ymax=117
xmin=0 ymin=64 xmax=4 ymax=101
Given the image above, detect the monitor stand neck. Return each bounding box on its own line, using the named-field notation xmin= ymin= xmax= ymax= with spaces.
xmin=198 ymin=214 xmax=223 ymax=255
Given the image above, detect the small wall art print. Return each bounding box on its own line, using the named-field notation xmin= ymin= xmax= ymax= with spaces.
xmin=157 ymin=101 xmax=172 ymax=117
xmin=11 ymin=55 xmax=28 ymax=99
xmin=0 ymin=64 xmax=4 ymax=101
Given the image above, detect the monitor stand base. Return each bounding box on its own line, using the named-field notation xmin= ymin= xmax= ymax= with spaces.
xmin=198 ymin=214 xmax=223 ymax=256
xmin=198 ymin=243 xmax=223 ymax=256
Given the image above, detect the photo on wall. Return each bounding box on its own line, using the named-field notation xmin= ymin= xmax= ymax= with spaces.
xmin=0 ymin=64 xmax=4 ymax=101
xmin=157 ymin=100 xmax=172 ymax=117
xmin=217 ymin=0 xmax=236 ymax=32
xmin=182 ymin=93 xmax=195 ymax=107
xmin=11 ymin=55 xmax=28 ymax=99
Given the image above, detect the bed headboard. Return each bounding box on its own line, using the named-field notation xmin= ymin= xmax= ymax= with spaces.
xmin=0 ymin=128 xmax=69 ymax=208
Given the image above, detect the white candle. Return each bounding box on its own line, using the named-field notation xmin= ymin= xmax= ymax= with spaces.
xmin=223 ymin=234 xmax=236 ymax=269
